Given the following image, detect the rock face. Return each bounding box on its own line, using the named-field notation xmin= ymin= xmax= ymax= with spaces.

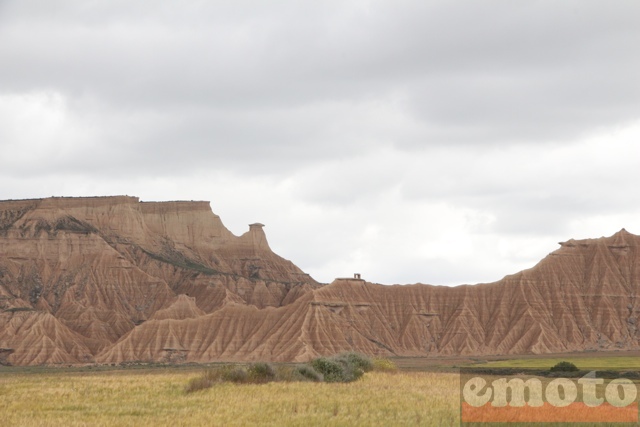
xmin=1 ymin=196 xmax=640 ymax=365
xmin=0 ymin=196 xmax=317 ymax=365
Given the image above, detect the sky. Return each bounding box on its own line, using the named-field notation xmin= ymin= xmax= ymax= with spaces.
xmin=1 ymin=1 xmax=640 ymax=286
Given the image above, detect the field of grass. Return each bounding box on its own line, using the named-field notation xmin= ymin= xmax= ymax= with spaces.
xmin=0 ymin=369 xmax=459 ymax=426
xmin=3 ymin=352 xmax=639 ymax=426
xmin=478 ymin=356 xmax=640 ymax=370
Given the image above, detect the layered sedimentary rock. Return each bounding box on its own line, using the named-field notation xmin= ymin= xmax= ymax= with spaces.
xmin=0 ymin=196 xmax=316 ymax=364
xmin=1 ymin=196 xmax=640 ymax=365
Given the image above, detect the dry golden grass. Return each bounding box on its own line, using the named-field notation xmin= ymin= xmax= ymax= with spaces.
xmin=0 ymin=369 xmax=460 ymax=426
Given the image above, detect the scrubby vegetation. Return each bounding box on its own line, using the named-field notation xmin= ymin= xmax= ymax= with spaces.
xmin=184 ymin=353 xmax=389 ymax=393
xmin=0 ymin=368 xmax=458 ymax=426
xmin=247 ymin=362 xmax=276 ymax=383
xmin=338 ymin=352 xmax=375 ymax=373
xmin=310 ymin=352 xmax=373 ymax=383
xmin=549 ymin=361 xmax=579 ymax=372
xmin=477 ymin=355 xmax=640 ymax=370
xmin=293 ymin=364 xmax=324 ymax=382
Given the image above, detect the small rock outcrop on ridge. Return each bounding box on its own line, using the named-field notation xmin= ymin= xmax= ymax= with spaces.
xmin=1 ymin=196 xmax=640 ymax=365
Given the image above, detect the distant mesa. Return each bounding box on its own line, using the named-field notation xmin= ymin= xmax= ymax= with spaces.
xmin=1 ymin=195 xmax=639 ymax=365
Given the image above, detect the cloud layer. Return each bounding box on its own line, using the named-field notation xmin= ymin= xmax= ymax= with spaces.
xmin=1 ymin=0 xmax=640 ymax=284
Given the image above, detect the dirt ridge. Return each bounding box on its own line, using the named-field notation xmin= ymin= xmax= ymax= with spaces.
xmin=1 ymin=196 xmax=639 ymax=365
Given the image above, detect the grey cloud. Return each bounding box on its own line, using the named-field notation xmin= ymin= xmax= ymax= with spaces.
xmin=1 ymin=0 xmax=640 ymax=286
xmin=399 ymin=139 xmax=640 ymax=238
xmin=2 ymin=0 xmax=638 ymax=157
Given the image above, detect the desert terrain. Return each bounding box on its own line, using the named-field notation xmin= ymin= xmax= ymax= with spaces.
xmin=2 ymin=196 xmax=640 ymax=426
xmin=2 ymin=196 xmax=640 ymax=366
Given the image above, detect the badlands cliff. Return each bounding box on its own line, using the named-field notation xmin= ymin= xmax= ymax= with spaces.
xmin=1 ymin=196 xmax=640 ymax=365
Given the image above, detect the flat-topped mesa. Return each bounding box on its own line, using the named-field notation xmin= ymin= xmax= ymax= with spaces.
xmin=0 ymin=196 xmax=138 ymax=229
xmin=139 ymin=201 xmax=234 ymax=246
xmin=0 ymin=196 xmax=238 ymax=247
xmin=39 ymin=195 xmax=140 ymax=209
xmin=0 ymin=195 xmax=140 ymax=210
xmin=0 ymin=194 xmax=325 ymax=366
xmin=139 ymin=200 xmax=212 ymax=214
xmin=0 ymin=195 xmax=147 ymax=240
xmin=1 ymin=196 xmax=215 ymax=213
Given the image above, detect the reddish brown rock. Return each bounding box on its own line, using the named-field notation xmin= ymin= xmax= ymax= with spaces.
xmin=0 ymin=196 xmax=317 ymax=365
xmin=1 ymin=196 xmax=640 ymax=365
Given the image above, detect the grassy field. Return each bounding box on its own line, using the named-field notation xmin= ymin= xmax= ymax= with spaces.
xmin=0 ymin=369 xmax=459 ymax=426
xmin=3 ymin=353 xmax=640 ymax=426
xmin=478 ymin=356 xmax=640 ymax=370
xmin=393 ymin=351 xmax=640 ymax=371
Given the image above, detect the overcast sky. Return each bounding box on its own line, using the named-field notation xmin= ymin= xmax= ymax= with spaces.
xmin=1 ymin=1 xmax=640 ymax=286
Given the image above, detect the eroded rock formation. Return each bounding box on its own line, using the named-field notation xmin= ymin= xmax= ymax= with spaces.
xmin=0 ymin=196 xmax=316 ymax=365
xmin=1 ymin=196 xmax=640 ymax=365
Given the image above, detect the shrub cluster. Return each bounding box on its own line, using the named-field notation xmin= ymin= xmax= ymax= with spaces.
xmin=247 ymin=362 xmax=276 ymax=383
xmin=310 ymin=352 xmax=374 ymax=383
xmin=184 ymin=352 xmax=389 ymax=393
xmin=294 ymin=364 xmax=324 ymax=382
xmin=549 ymin=361 xmax=579 ymax=372
xmin=340 ymin=352 xmax=374 ymax=373
xmin=222 ymin=367 xmax=249 ymax=383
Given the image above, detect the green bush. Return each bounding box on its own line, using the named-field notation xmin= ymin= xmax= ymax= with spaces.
xmin=222 ymin=367 xmax=249 ymax=383
xmin=310 ymin=352 xmax=371 ymax=382
xmin=247 ymin=362 xmax=276 ymax=383
xmin=337 ymin=352 xmax=373 ymax=372
xmin=331 ymin=354 xmax=364 ymax=382
xmin=295 ymin=364 xmax=324 ymax=382
xmin=311 ymin=357 xmax=346 ymax=382
xmin=549 ymin=361 xmax=579 ymax=372
xmin=185 ymin=352 xmax=377 ymax=392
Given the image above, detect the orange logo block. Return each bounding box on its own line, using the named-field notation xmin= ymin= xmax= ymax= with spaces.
xmin=460 ymin=371 xmax=638 ymax=424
